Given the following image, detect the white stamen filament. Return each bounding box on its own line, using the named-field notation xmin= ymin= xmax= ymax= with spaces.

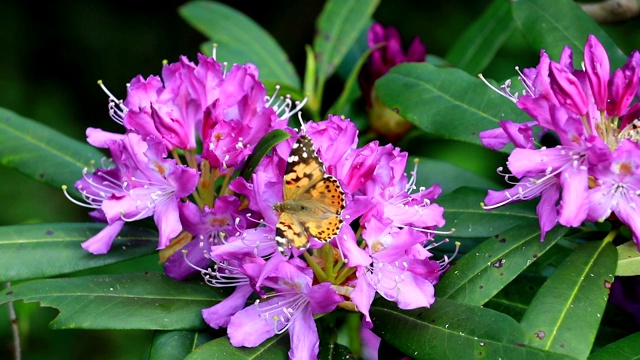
xmin=182 ymin=251 xmax=249 ymax=288
xmin=255 ymin=291 xmax=307 ymax=334
xmin=97 ymin=80 xmax=129 ymax=125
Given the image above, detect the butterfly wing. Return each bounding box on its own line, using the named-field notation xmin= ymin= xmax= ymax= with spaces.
xmin=274 ymin=134 xmax=346 ymax=254
xmin=282 ymin=135 xmax=326 ymax=201
xmin=304 ymin=174 xmax=345 ymax=240
xmin=275 ymin=212 xmax=310 ymax=253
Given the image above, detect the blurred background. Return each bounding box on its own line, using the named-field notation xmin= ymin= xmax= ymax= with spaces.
xmin=2 ymin=0 xmax=640 ymax=358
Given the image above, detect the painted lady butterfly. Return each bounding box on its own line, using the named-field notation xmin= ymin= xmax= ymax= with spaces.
xmin=273 ymin=135 xmax=346 ymax=255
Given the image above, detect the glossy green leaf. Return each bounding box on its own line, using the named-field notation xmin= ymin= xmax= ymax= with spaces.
xmin=520 ymin=240 xmax=617 ymax=359
xmin=0 ymin=107 xmax=104 ymax=198
xmin=375 ymin=63 xmax=532 ymax=147
xmin=615 ymin=240 xmax=640 ymax=276
xmin=484 ymin=273 xmax=545 ymax=322
xmin=0 ymin=223 xmax=158 ymax=282
xmin=437 ymin=222 xmax=566 ymax=305
xmin=240 ymin=129 xmax=291 ymax=181
xmin=409 ymin=156 xmax=501 ymax=195
xmin=446 ymin=0 xmax=515 ymax=74
xmin=149 ymin=331 xmax=215 ymax=360
xmin=512 ymin=0 xmax=627 ymax=68
xmin=370 ymin=297 xmax=576 ymax=360
xmin=179 ymin=1 xmax=300 ymax=87
xmin=185 ymin=333 xmax=289 ymax=359
xmin=436 ymin=187 xmax=537 ymax=239
xmin=313 ymin=0 xmax=379 ymax=82
xmin=589 ymin=332 xmax=640 ymax=360
xmin=318 ymin=343 xmax=353 ymax=359
xmin=1 ymin=272 xmax=224 ymax=330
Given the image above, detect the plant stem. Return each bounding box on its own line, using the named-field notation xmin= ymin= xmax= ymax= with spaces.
xmin=6 ymin=282 xmax=21 ymax=360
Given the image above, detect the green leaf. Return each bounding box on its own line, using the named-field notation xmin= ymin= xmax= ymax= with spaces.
xmin=185 ymin=333 xmax=289 ymax=359
xmin=318 ymin=343 xmax=353 ymax=359
xmin=1 ymin=272 xmax=224 ymax=330
xmin=436 ymin=187 xmax=537 ymax=239
xmin=375 ymin=63 xmax=532 ymax=148
xmin=512 ymin=0 xmax=627 ymax=69
xmin=437 ymin=222 xmax=566 ymax=305
xmin=149 ymin=331 xmax=215 ymax=360
xmin=519 ymin=240 xmax=617 ymax=359
xmin=409 ymin=156 xmax=501 ymax=194
xmin=0 ymin=223 xmax=158 ymax=282
xmin=240 ymin=129 xmax=291 ymax=181
xmin=178 ymin=1 xmax=300 ymax=88
xmin=615 ymin=240 xmax=640 ymax=276
xmin=0 ymin=107 xmax=104 ymax=198
xmin=589 ymin=332 xmax=640 ymax=360
xmin=327 ymin=44 xmax=378 ymax=116
xmin=313 ymin=0 xmax=379 ymax=82
xmin=446 ymin=0 xmax=515 ymax=74
xmin=484 ymin=273 xmax=545 ymax=322
xmin=370 ymin=297 xmax=576 ymax=360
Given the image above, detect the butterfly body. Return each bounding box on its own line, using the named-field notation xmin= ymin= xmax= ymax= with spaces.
xmin=273 ymin=135 xmax=345 ymax=254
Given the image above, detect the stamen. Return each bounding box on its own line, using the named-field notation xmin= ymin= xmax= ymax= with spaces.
xmin=61 ymin=185 xmax=97 ymax=208
xmin=478 ymin=74 xmax=518 ymax=103
xmin=97 ymin=80 xmax=128 ymax=124
xmin=438 ymin=241 xmax=461 ymax=271
xmin=182 ymin=250 xmax=249 ymax=287
xmin=514 ymin=66 xmax=535 ymax=96
xmin=211 ymin=43 xmax=218 ymax=61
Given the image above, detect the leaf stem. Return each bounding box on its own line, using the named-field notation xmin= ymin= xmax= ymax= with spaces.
xmin=6 ymin=282 xmax=21 ymax=360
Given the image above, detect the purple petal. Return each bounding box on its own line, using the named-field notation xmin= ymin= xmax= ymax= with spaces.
xmin=507 ymin=147 xmax=570 ymax=178
xmin=557 ymin=165 xmax=588 ymax=227
xmin=549 ymin=62 xmax=588 ymax=115
xmin=614 ymin=198 xmax=640 ymax=250
xmin=537 ymin=184 xmax=560 ymax=241
xmin=607 ymin=51 xmax=640 ymax=117
xmin=360 ymin=321 xmax=381 ymax=360
xmin=81 ymin=220 xmax=125 ymax=254
xmin=287 ymin=305 xmax=320 ymax=360
xmin=86 ymin=128 xmax=123 ymax=148
xmin=164 ymin=238 xmax=210 ymax=281
xmin=584 ymin=35 xmax=610 ymax=110
xmin=308 ymin=282 xmax=342 ymax=314
xmin=337 ymin=226 xmax=371 ymax=267
xmin=153 ymin=199 xmax=182 ymax=249
xmin=351 ymin=267 xmax=376 ymax=322
xmin=202 ymin=285 xmax=254 ymax=329
xmin=227 ymin=298 xmax=279 ymax=347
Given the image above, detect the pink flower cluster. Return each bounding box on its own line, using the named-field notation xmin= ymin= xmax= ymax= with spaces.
xmin=69 ymin=53 xmax=291 ymax=254
xmin=480 ymin=35 xmax=640 ymax=248
xmin=67 ymin=51 xmax=452 ymax=359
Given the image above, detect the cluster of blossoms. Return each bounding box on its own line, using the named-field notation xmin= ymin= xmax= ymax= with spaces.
xmin=359 ymin=22 xmax=426 ymax=141
xmin=480 ymin=35 xmax=640 ymax=247
xmin=66 ymin=48 xmax=453 ymax=358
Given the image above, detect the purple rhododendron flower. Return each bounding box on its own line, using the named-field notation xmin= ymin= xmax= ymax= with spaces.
xmin=479 ymin=35 xmax=640 ymax=247
xmin=70 ymin=132 xmax=198 ymax=254
xmin=69 ymin=50 xmax=455 ymax=359
xmin=183 ymin=115 xmax=453 ymax=359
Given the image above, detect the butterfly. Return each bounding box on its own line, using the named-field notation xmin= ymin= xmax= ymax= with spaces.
xmin=273 ymin=134 xmax=346 ymax=255
xmin=619 ymin=119 xmax=640 ymax=143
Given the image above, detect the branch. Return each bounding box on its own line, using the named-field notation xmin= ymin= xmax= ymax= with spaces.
xmin=579 ymin=0 xmax=640 ymax=23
